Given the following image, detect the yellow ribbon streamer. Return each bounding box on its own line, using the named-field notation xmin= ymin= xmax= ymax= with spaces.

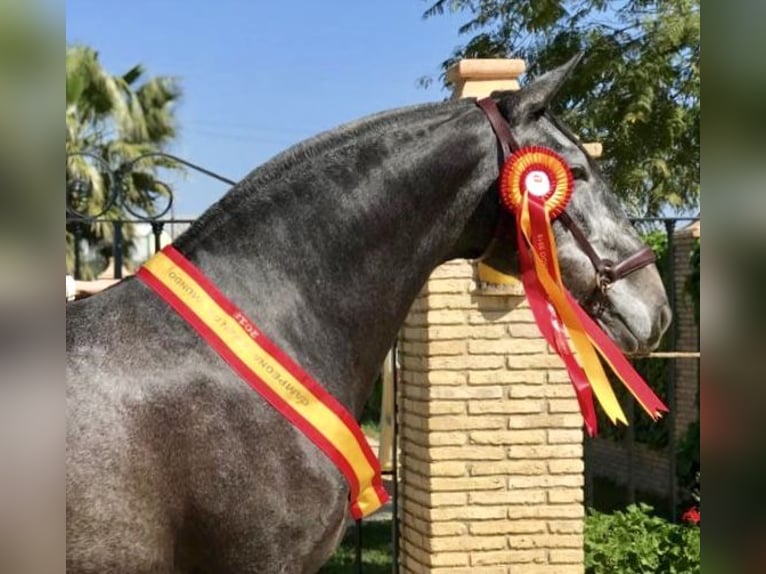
xmin=140 ymin=250 xmax=387 ymax=517
xmin=519 ymin=194 xmax=629 ymax=425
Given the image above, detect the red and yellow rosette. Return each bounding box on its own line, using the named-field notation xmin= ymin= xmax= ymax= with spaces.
xmin=500 ymin=146 xmax=573 ymax=219
xmin=500 ymin=147 xmax=667 ymax=435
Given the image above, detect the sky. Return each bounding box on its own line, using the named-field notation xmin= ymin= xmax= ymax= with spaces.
xmin=66 ymin=1 xmax=474 ymax=216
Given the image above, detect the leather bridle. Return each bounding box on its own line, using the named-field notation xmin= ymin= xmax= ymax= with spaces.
xmin=476 ymin=97 xmax=657 ymax=312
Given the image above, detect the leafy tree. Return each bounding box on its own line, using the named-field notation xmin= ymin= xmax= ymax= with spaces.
xmin=422 ymin=0 xmax=700 ymax=216
xmin=66 ymin=45 xmax=182 ymax=276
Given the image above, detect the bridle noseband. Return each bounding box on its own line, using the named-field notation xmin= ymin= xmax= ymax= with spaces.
xmin=476 ymin=98 xmax=656 ymax=312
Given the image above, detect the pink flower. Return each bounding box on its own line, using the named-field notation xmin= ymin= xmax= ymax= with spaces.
xmin=681 ymin=507 xmax=700 ymax=525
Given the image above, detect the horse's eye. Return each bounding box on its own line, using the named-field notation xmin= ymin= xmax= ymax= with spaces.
xmin=571 ymin=166 xmax=589 ymax=182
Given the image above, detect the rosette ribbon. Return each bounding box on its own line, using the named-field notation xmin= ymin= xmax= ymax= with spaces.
xmin=500 ymin=146 xmax=668 ymax=435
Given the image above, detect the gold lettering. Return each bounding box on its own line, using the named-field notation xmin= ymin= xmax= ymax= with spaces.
xmin=167 ymin=269 xmax=202 ymax=303
xmin=534 ymin=233 xmax=548 ymax=266
xmin=253 ymin=354 xmax=309 ymax=406
xmin=233 ymin=311 xmax=259 ymax=339
xmin=162 ymin=265 xmax=311 ymax=407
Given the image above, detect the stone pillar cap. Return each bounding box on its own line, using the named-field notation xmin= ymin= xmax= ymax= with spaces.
xmin=675 ymin=219 xmax=700 ymax=238
xmin=446 ymin=59 xmax=527 ymax=83
xmin=582 ymin=142 xmax=603 ymax=158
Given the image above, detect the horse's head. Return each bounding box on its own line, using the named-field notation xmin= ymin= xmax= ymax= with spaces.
xmin=464 ymin=55 xmax=671 ymax=355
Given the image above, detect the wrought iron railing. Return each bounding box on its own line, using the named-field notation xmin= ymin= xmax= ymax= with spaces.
xmin=66 ymin=151 xmax=236 ymax=279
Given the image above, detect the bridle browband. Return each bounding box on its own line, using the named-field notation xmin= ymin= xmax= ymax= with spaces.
xmin=476 ymin=98 xmax=657 ymax=311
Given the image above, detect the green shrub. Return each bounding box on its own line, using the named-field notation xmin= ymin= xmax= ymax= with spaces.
xmin=585 ymin=504 xmax=700 ymax=573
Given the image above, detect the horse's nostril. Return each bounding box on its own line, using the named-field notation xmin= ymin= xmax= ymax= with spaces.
xmin=649 ymin=303 xmax=673 ymax=349
xmin=645 ymin=303 xmax=673 ymax=352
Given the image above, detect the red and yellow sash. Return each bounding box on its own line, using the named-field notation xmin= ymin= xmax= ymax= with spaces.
xmin=500 ymin=147 xmax=668 ymax=435
xmin=137 ymin=246 xmax=389 ymax=519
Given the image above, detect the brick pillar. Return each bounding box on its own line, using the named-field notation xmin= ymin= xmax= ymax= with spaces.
xmin=397 ymin=59 xmax=586 ymax=574
xmin=672 ymin=221 xmax=700 ymax=439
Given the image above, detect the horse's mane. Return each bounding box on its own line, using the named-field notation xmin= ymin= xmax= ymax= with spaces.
xmin=177 ymin=99 xmax=468 ymax=247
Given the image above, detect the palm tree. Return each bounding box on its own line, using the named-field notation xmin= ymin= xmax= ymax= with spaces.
xmin=66 ymin=44 xmax=182 ymax=277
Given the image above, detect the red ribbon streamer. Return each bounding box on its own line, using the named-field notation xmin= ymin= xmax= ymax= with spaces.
xmin=518 ymin=196 xmax=599 ymax=435
xmin=501 ymin=146 xmax=668 ymax=435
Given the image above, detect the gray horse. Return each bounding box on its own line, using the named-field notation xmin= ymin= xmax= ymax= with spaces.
xmin=66 ymin=56 xmax=671 ymax=573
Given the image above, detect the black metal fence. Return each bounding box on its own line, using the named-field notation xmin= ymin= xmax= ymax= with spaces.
xmin=66 ymin=150 xmax=235 ymax=280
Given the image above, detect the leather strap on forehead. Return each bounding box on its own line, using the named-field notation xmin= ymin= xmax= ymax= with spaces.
xmin=474 ymin=97 xmax=520 ymax=249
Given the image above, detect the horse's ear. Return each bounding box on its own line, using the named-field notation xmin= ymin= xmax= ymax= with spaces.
xmin=512 ymin=52 xmax=584 ymax=118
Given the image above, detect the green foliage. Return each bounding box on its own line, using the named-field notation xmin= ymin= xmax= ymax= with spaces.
xmin=585 ymin=504 xmax=700 ymax=573
xmin=320 ymin=511 xmax=702 ymax=573
xmin=66 ymin=45 xmax=183 ymax=277
xmin=423 ymin=0 xmax=700 ymax=216
xmin=66 ymin=45 xmax=181 ymax=152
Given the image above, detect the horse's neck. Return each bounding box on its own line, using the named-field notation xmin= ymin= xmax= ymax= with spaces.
xmin=174 ymin=101 xmax=497 ymax=415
